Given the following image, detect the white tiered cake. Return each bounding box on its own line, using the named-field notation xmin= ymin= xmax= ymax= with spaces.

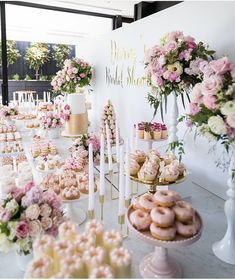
xmin=64 ymin=93 xmax=88 ymax=136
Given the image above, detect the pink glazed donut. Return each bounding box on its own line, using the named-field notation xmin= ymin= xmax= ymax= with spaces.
xmin=139 ymin=194 xmax=157 ymax=212
xmin=130 ymin=209 xmax=151 ymax=231
xmin=176 ymin=220 xmax=198 ymax=238
xmin=173 ymin=201 xmax=195 ymax=222
xmin=154 ymin=190 xmax=181 ymax=207
xmin=150 ymin=207 xmax=175 ymax=228
xmin=150 ymin=222 xmax=176 ymax=241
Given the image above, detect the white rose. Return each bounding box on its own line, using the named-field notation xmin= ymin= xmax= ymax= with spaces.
xmin=0 ymin=233 xmax=12 ymax=253
xmin=220 ymin=101 xmax=235 ymax=116
xmin=208 ymin=115 xmax=227 ymax=135
xmin=29 ymin=220 xmax=42 ymax=238
xmin=72 ymin=67 xmax=78 ymax=74
xmin=25 ymin=204 xmax=40 ymax=220
xmin=5 ymin=199 xmax=19 ymax=214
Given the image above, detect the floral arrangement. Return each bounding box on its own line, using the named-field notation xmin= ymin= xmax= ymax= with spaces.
xmin=0 ymin=106 xmax=18 ymax=118
xmin=0 ymin=182 xmax=64 ymax=255
xmin=60 ymin=104 xmax=71 ymax=122
xmin=187 ymin=56 xmax=235 ymax=151
xmin=51 ymin=57 xmax=92 ymax=93
xmin=145 ymin=31 xmax=215 ymax=117
xmin=40 ymin=111 xmax=63 ymax=130
xmin=70 ymin=133 xmax=100 ymax=165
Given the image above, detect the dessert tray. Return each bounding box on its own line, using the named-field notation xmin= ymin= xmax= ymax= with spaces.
xmin=127 ymin=205 xmax=203 ymax=278
xmin=61 ymin=130 xmax=83 ymax=138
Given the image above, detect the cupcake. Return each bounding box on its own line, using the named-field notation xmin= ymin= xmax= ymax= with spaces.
xmin=130 ymin=150 xmax=146 ymax=164
xmin=160 ymin=164 xmax=180 ymax=183
xmin=137 ymin=123 xmax=144 ymax=139
xmin=153 ymin=123 xmax=162 ymax=140
xmin=102 ymin=230 xmax=122 ymax=258
xmin=161 ymin=124 xmax=168 ymax=139
xmin=129 ymin=159 xmax=140 ymax=176
xmin=171 ymin=160 xmax=185 ymax=176
xmin=164 ymin=152 xmax=177 ymax=165
xmin=138 ymin=160 xmax=158 ymax=181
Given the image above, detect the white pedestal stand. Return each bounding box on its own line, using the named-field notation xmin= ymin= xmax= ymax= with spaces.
xmin=212 ymin=155 xmax=235 ymax=264
xmin=168 ymin=92 xmax=179 ymax=154
xmin=63 ymin=200 xmax=87 ymax=226
xmin=127 ymin=206 xmax=203 ymax=278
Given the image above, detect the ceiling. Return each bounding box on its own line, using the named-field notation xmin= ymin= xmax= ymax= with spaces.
xmin=19 ymin=0 xmax=140 ymax=18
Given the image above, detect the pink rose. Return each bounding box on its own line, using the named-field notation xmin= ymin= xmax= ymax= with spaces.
xmin=29 ymin=220 xmax=42 ymax=238
xmin=16 ymin=221 xmax=29 ymax=239
xmin=164 ymin=40 xmax=178 ymax=52
xmin=201 ymin=75 xmax=222 ymax=96
xmin=187 ymin=41 xmax=197 ymax=49
xmin=41 ymin=217 xmax=53 ymax=230
xmin=80 ymin=73 xmax=86 ymax=78
xmin=189 ymin=103 xmax=200 ymax=116
xmin=191 ymin=83 xmax=203 ymax=104
xmin=0 ymin=209 xmax=11 ymax=222
xmin=210 ymin=57 xmax=230 ymax=75
xmin=203 ymin=95 xmax=217 ymax=110
xmin=230 ymin=63 xmax=235 ymax=80
xmin=40 ymin=203 xmax=52 ymax=217
xmin=25 ymin=204 xmax=40 ymax=220
xmin=24 ymin=181 xmax=34 ymax=193
xmin=227 ymin=114 xmax=235 ymax=129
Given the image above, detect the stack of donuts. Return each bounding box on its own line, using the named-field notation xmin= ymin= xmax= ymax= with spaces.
xmin=130 ymin=190 xmax=201 ymax=241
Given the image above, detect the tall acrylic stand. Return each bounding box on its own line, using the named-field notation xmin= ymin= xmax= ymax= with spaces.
xmin=212 ymin=154 xmax=235 ymax=264
xmin=169 ymin=92 xmax=179 ymax=154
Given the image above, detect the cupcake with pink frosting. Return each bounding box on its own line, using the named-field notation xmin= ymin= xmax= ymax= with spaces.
xmin=160 ymin=163 xmax=180 ymax=183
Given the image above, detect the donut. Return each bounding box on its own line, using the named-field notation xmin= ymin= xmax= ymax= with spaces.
xmin=150 ymin=207 xmax=175 ymax=228
xmin=176 ymin=220 xmax=198 ymax=238
xmin=132 ymin=196 xmax=142 ymax=210
xmin=154 ymin=190 xmax=181 ymax=207
xmin=129 ymin=209 xmax=151 ymax=231
xmin=139 ymin=194 xmax=157 ymax=212
xmin=150 ymin=222 xmax=176 ymax=241
xmin=173 ymin=201 xmax=195 ymax=222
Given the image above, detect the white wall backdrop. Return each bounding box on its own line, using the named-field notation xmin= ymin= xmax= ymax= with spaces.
xmin=79 ymin=1 xmax=235 ymax=199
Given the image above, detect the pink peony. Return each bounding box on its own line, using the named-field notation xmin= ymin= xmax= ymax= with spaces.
xmin=15 ymin=221 xmax=29 ymax=239
xmin=210 ymin=57 xmax=230 ymax=75
xmin=25 ymin=204 xmax=40 ymax=220
xmin=29 ymin=220 xmax=42 ymax=238
xmin=203 ymin=95 xmax=217 ymax=110
xmin=201 ymin=75 xmax=222 ymax=96
xmin=227 ymin=114 xmax=235 ymax=129
xmin=40 ymin=203 xmax=52 ymax=217
xmin=41 ymin=217 xmax=53 ymax=230
xmin=189 ymin=103 xmax=200 ymax=115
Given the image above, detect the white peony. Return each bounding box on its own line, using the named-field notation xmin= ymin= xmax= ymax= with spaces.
xmin=0 ymin=233 xmax=12 ymax=253
xmin=5 ymin=199 xmax=19 ymax=214
xmin=220 ymin=101 xmax=235 ymax=116
xmin=208 ymin=116 xmax=227 ymax=135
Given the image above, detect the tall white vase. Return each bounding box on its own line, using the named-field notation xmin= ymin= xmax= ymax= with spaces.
xmin=15 ymin=250 xmax=33 ymax=271
xmin=212 ymin=152 xmax=235 ymax=264
xmin=168 ymin=92 xmax=179 ymax=155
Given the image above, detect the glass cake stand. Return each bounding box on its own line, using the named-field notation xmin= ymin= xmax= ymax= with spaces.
xmin=127 ymin=206 xmax=203 ymax=278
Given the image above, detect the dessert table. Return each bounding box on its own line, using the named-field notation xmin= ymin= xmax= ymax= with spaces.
xmin=0 ymin=129 xmax=235 ymax=278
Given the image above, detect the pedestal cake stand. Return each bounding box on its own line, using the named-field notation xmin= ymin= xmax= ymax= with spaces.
xmin=127 ymin=206 xmax=203 ymax=278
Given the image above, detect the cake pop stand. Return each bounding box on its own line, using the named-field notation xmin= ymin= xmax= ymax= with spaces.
xmin=127 ymin=206 xmax=203 ymax=278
